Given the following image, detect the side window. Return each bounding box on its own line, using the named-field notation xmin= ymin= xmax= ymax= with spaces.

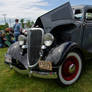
xmin=86 ymin=9 xmax=92 ymax=20
xmin=74 ymin=9 xmax=83 ymax=20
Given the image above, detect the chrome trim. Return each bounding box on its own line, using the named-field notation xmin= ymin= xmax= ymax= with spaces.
xmin=41 ymin=45 xmax=46 ymax=49
xmin=22 ymin=45 xmax=28 ymax=49
xmin=5 ymin=63 xmax=57 ymax=77
xmin=31 ymin=71 xmax=57 ymax=78
xmin=14 ymin=66 xmax=57 ymax=77
xmin=27 ymin=27 xmax=44 ymax=68
xmin=13 ymin=66 xmax=29 ymax=75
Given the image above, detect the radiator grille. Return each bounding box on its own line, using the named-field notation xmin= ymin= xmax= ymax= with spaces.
xmin=27 ymin=28 xmax=43 ymax=66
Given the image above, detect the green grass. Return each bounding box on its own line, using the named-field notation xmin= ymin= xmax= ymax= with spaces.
xmin=0 ymin=48 xmax=92 ymax=92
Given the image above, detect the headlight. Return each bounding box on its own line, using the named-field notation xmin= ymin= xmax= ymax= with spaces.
xmin=43 ymin=33 xmax=54 ymax=47
xmin=18 ymin=35 xmax=26 ymax=46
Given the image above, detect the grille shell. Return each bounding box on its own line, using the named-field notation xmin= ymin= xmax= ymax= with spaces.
xmin=27 ymin=28 xmax=43 ymax=66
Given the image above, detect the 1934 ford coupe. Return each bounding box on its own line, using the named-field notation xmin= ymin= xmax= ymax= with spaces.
xmin=5 ymin=2 xmax=92 ymax=86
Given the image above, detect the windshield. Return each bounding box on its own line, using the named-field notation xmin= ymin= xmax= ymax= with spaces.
xmin=73 ymin=9 xmax=83 ymax=20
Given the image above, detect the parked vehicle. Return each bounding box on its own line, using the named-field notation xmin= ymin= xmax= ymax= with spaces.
xmin=5 ymin=2 xmax=92 ymax=86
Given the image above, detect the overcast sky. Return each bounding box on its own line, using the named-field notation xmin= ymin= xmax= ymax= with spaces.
xmin=0 ymin=0 xmax=92 ymax=25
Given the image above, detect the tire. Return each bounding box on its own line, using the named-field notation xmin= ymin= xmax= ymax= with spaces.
xmin=57 ymin=50 xmax=83 ymax=86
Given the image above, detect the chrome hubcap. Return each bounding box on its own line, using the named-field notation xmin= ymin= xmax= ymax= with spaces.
xmin=69 ymin=64 xmax=76 ymax=73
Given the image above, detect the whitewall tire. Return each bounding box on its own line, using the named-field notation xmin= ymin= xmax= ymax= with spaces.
xmin=57 ymin=51 xmax=82 ymax=86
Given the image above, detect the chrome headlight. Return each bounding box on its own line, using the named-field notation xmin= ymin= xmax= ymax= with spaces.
xmin=18 ymin=35 xmax=26 ymax=46
xmin=43 ymin=33 xmax=54 ymax=47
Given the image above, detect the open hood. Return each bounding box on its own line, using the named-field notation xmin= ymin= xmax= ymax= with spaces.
xmin=34 ymin=2 xmax=74 ymax=33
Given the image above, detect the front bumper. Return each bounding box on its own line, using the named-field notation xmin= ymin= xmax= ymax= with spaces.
xmin=5 ymin=58 xmax=57 ymax=77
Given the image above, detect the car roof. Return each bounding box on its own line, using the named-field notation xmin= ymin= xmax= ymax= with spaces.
xmin=72 ymin=5 xmax=92 ymax=10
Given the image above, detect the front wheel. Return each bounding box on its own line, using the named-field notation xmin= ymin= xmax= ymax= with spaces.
xmin=57 ymin=50 xmax=83 ymax=86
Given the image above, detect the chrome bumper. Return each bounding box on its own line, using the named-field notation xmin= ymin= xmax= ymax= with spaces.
xmin=5 ymin=62 xmax=57 ymax=78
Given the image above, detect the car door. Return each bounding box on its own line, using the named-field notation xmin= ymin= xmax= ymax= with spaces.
xmin=83 ymin=8 xmax=92 ymax=52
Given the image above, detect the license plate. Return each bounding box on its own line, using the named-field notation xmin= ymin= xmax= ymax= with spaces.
xmin=38 ymin=61 xmax=52 ymax=71
xmin=5 ymin=55 xmax=12 ymax=63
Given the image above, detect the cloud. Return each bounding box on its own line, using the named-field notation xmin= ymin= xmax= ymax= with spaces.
xmin=0 ymin=0 xmax=48 ymax=23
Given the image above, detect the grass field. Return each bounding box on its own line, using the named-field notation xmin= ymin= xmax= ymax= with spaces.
xmin=0 ymin=48 xmax=92 ymax=92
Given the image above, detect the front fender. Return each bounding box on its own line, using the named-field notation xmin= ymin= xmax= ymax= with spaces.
xmin=6 ymin=42 xmax=28 ymax=69
xmin=46 ymin=42 xmax=81 ymax=66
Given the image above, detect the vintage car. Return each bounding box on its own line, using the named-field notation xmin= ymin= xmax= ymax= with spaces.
xmin=5 ymin=2 xmax=92 ymax=86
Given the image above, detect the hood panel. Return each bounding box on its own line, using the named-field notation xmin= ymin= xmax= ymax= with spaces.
xmin=35 ymin=2 xmax=74 ymax=32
